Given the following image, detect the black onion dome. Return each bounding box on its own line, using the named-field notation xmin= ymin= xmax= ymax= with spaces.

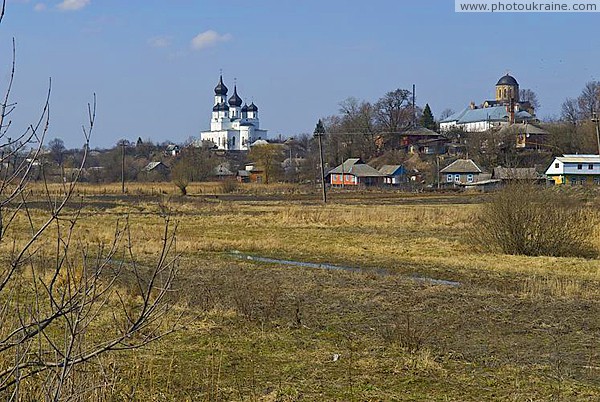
xmin=214 ymin=75 xmax=228 ymax=96
xmin=228 ymin=86 xmax=242 ymax=107
xmin=241 ymin=103 xmax=249 ymax=113
xmin=247 ymin=102 xmax=258 ymax=112
xmin=212 ymin=102 xmax=229 ymax=112
xmin=496 ymin=74 xmax=518 ymax=86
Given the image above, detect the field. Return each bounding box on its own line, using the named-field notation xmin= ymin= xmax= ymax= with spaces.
xmin=5 ymin=182 xmax=600 ymax=401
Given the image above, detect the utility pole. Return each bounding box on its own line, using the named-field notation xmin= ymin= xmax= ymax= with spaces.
xmin=593 ymin=112 xmax=600 ymax=155
xmin=314 ymin=120 xmax=327 ymax=203
xmin=119 ymin=139 xmax=127 ymax=194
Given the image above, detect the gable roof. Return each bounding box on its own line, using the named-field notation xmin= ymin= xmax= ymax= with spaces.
xmin=328 ymin=158 xmax=382 ymax=177
xmin=143 ymin=161 xmax=168 ymax=172
xmin=440 ymin=159 xmax=482 ymax=174
xmin=379 ymin=165 xmax=404 ymax=176
xmin=401 ymin=127 xmax=440 ymax=137
xmin=498 ymin=123 xmax=549 ymax=136
xmin=440 ymin=108 xmax=469 ymax=123
xmin=555 ymin=154 xmax=600 ymax=163
xmin=492 ymin=167 xmax=540 ymax=180
xmin=456 ymin=106 xmax=509 ymax=124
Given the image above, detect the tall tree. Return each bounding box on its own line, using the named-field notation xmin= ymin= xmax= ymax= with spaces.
xmin=419 ymin=103 xmax=436 ymax=130
xmin=561 ymin=97 xmax=579 ymax=126
xmin=48 ymin=137 xmax=66 ymax=166
xmin=374 ymin=88 xmax=413 ymax=150
xmin=577 ymin=81 xmax=600 ymax=119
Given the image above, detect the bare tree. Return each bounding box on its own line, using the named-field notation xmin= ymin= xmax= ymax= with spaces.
xmin=248 ymin=143 xmax=283 ymax=184
xmin=48 ymin=137 xmax=66 ymax=166
xmin=561 ymin=97 xmax=579 ymax=126
xmin=0 ymin=2 xmax=178 ymax=398
xmin=577 ymin=81 xmax=600 ymax=119
xmin=439 ymin=108 xmax=455 ymax=120
xmin=374 ymin=88 xmax=414 ymax=150
xmin=519 ymin=88 xmax=540 ymax=110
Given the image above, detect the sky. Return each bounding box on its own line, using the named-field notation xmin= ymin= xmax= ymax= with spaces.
xmin=0 ymin=0 xmax=599 ymax=148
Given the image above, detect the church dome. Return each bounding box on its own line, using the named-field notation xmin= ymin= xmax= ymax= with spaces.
xmin=213 ymin=102 xmax=229 ymax=112
xmin=214 ymin=75 xmax=228 ymax=96
xmin=247 ymin=102 xmax=258 ymax=112
xmin=228 ymin=86 xmax=242 ymax=107
xmin=496 ymin=74 xmax=518 ymax=86
xmin=241 ymin=103 xmax=249 ymax=112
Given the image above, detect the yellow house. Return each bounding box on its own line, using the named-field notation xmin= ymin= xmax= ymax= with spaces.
xmin=545 ymin=155 xmax=600 ymax=185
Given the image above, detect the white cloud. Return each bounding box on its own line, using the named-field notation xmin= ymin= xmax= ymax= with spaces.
xmin=149 ymin=36 xmax=172 ymax=48
xmin=33 ymin=3 xmax=47 ymax=11
xmin=57 ymin=0 xmax=90 ymax=11
xmin=190 ymin=30 xmax=232 ymax=51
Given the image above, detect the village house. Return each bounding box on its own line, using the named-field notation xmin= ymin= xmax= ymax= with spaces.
xmin=142 ymin=161 xmax=170 ymax=181
xmin=545 ymin=154 xmax=600 ymax=185
xmin=440 ymin=159 xmax=483 ymax=185
xmin=378 ymin=165 xmax=406 ymax=185
xmin=327 ymin=158 xmax=383 ymax=187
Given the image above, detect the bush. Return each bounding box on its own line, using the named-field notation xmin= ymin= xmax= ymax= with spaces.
xmin=220 ymin=179 xmax=239 ymax=194
xmin=475 ymin=183 xmax=597 ymax=258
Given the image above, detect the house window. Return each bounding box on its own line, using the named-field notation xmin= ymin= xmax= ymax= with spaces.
xmin=454 ymin=174 xmax=460 ymax=182
xmin=594 ymin=177 xmax=600 ymax=185
xmin=589 ymin=164 xmax=594 ymax=170
xmin=447 ymin=174 xmax=452 ymax=182
xmin=577 ymin=164 xmax=583 ymax=170
xmin=467 ymin=174 xmax=474 ymax=183
xmin=554 ymin=163 xmax=559 ymax=168
xmin=570 ymin=177 xmax=577 ymax=185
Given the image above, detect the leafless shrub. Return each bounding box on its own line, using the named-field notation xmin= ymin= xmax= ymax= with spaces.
xmin=220 ymin=179 xmax=238 ymax=194
xmin=380 ymin=312 xmax=432 ymax=353
xmin=474 ymin=183 xmax=597 ymax=258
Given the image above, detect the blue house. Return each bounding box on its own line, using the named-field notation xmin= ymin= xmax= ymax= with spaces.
xmin=379 ymin=165 xmax=407 ymax=185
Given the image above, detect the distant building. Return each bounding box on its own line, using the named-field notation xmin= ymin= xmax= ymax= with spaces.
xmin=199 ymin=75 xmax=268 ymax=151
xmin=440 ymin=74 xmax=536 ymax=132
xmin=378 ymin=165 xmax=406 ymax=185
xmin=545 ymin=154 xmax=600 ymax=185
xmin=327 ymin=158 xmax=383 ymax=187
xmin=440 ymin=159 xmax=483 ymax=185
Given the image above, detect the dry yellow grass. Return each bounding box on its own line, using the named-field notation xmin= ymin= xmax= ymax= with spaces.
xmin=4 ymin=188 xmax=600 ymax=399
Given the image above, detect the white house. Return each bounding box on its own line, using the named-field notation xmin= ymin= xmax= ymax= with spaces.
xmin=199 ymin=75 xmax=268 ymax=151
xmin=545 ymin=154 xmax=600 ymax=185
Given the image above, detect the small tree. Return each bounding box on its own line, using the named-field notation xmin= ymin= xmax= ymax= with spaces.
xmin=171 ymin=158 xmax=192 ymax=195
xmin=419 ymin=103 xmax=436 ymax=131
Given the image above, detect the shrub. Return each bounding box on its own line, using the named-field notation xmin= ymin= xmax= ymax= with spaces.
xmin=475 ymin=183 xmax=597 ymax=258
xmin=220 ymin=179 xmax=238 ymax=194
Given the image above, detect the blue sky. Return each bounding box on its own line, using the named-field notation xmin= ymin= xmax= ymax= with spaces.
xmin=0 ymin=0 xmax=598 ymax=148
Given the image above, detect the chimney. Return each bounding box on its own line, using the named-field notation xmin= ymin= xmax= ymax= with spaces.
xmin=469 ymin=101 xmax=476 ymax=110
xmin=507 ymin=99 xmax=515 ymax=124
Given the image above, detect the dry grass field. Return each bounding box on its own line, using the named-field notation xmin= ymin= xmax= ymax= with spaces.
xmin=4 ymin=182 xmax=600 ymax=400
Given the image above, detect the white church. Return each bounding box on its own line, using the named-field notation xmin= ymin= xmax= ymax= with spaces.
xmin=199 ymin=75 xmax=268 ymax=151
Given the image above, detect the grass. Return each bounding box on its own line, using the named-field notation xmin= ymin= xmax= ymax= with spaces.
xmin=4 ymin=183 xmax=600 ymax=400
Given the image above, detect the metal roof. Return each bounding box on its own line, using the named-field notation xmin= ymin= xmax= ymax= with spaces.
xmin=402 ymin=127 xmax=440 ymax=137
xmin=440 ymin=159 xmax=482 ymax=174
xmin=556 ymin=155 xmax=600 ymax=163
xmin=143 ymin=161 xmax=167 ymax=172
xmin=329 ymin=159 xmax=382 ymax=177
xmin=378 ymin=165 xmax=404 ymax=175
xmin=492 ymin=167 xmax=540 ymax=180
